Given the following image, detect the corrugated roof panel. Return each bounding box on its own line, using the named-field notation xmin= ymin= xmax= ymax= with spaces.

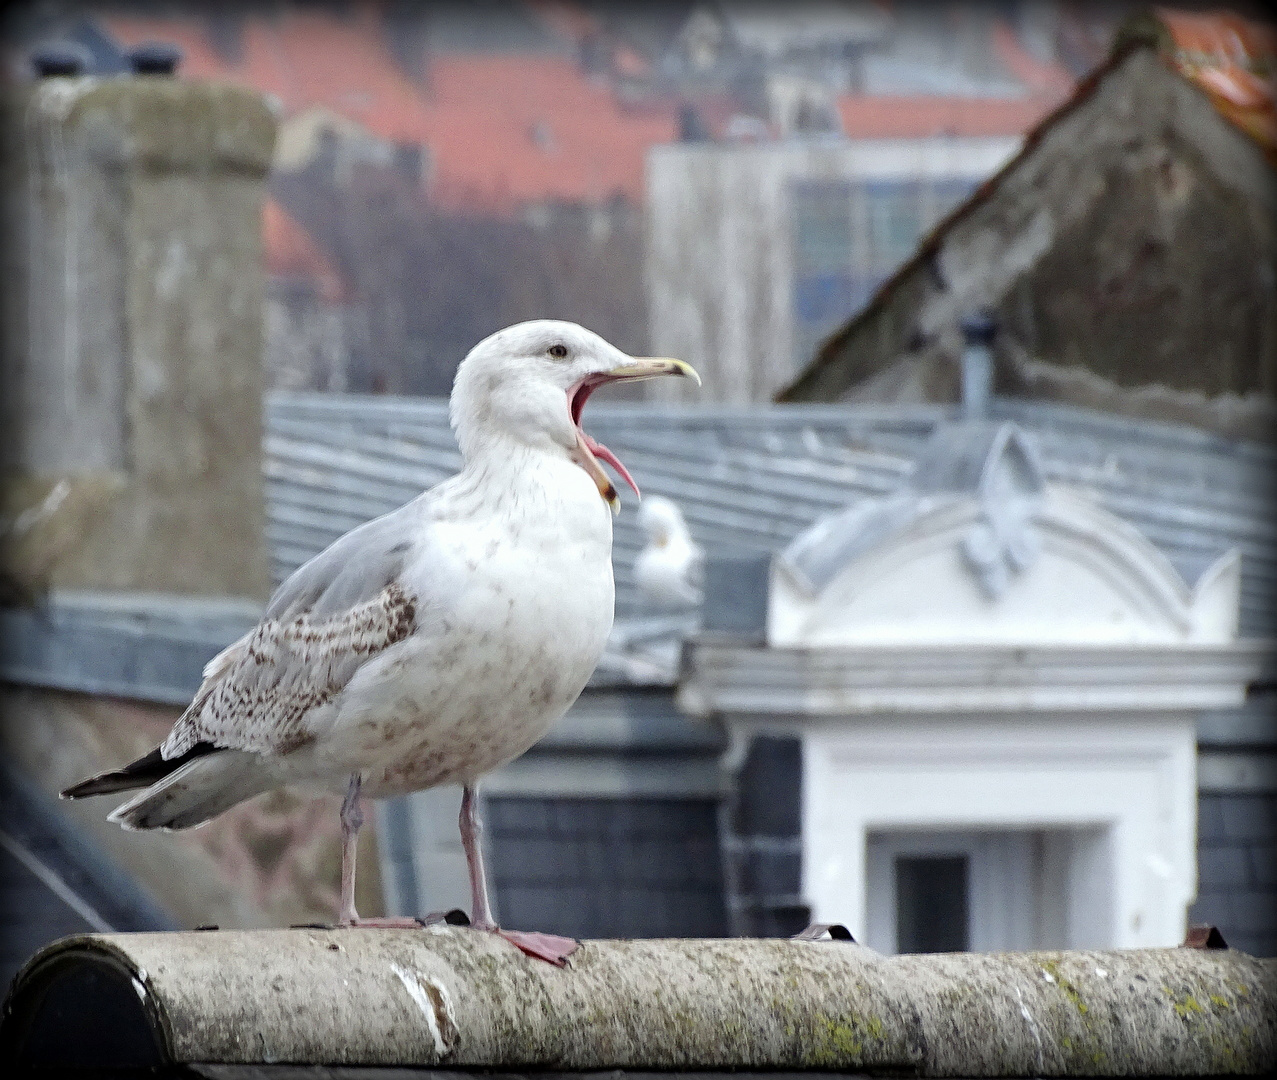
xmin=263 ymin=392 xmax=1275 ymax=636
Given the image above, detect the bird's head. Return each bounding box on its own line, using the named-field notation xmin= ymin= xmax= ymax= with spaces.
xmin=451 ymin=320 xmax=699 ymax=511
xmin=638 ymin=495 xmax=688 ymax=547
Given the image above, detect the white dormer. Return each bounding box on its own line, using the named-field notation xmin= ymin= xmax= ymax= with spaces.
xmin=770 ymin=422 xmax=1240 ymax=648
xmin=680 ymin=420 xmax=1268 ymax=954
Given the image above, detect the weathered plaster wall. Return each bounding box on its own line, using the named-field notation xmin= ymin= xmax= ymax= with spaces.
xmin=1 ymin=77 xmax=276 ymax=599
xmin=0 ymin=684 xmax=381 ymax=930
xmin=785 ymin=49 xmax=1277 ymax=441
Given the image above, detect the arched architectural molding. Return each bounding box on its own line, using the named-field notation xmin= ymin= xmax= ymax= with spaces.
xmin=771 ymin=423 xmax=1240 ymax=647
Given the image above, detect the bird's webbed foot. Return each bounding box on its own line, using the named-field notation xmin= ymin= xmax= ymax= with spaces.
xmin=462 ymin=910 xmax=579 ymax=965
xmin=493 ymin=927 xmax=580 ymax=965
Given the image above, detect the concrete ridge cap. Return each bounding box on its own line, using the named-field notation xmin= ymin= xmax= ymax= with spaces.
xmin=4 ymin=929 xmax=1273 ymax=1073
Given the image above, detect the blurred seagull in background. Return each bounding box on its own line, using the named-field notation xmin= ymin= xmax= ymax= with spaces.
xmin=635 ymin=495 xmax=704 ymax=610
xmin=62 ymin=320 xmax=699 ymax=965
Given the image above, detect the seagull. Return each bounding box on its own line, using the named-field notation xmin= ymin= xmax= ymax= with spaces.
xmin=635 ymin=495 xmax=703 ymax=609
xmin=62 ymin=320 xmax=699 ymax=965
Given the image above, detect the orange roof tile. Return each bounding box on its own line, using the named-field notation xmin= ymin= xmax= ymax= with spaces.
xmin=991 ymin=21 xmax=1076 ymax=102
xmin=1156 ymin=7 xmax=1277 ymax=159
xmin=418 ymin=54 xmax=676 ymax=209
xmin=101 ymin=6 xmax=676 ymax=211
xmin=262 ymin=197 xmax=348 ymax=303
xmin=100 ymin=5 xmax=1093 ymax=204
xmin=836 ymin=94 xmax=1058 ymax=139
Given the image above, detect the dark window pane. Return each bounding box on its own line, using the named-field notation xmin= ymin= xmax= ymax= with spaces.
xmin=732 ymin=736 xmax=802 ymax=838
xmin=896 ymin=855 xmax=969 ymax=953
xmin=866 ymin=181 xmax=921 ymax=268
xmin=792 ymin=180 xmax=853 ymax=274
xmin=486 ymin=796 xmax=729 ymax=938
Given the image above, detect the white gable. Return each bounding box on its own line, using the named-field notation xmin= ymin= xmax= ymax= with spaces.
xmin=769 ymin=422 xmax=1240 ymax=647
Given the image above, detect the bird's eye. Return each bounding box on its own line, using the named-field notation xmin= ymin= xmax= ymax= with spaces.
xmin=547 ymin=344 xmax=569 ymax=360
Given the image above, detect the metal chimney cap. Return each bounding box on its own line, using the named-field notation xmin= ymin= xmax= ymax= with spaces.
xmin=960 ymin=309 xmax=997 ymax=346
xmin=128 ymin=41 xmax=183 ymax=76
xmin=30 ymin=41 xmax=89 ymax=78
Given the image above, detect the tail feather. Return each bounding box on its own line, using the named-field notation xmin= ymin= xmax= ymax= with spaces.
xmin=62 ymin=743 xmax=218 ymax=799
xmin=107 ymin=750 xmax=268 ymax=831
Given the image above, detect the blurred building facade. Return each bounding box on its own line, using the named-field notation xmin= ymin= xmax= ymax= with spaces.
xmin=263 ymin=389 xmax=1276 ymax=954
xmin=3 ymin=1 xmax=1115 ymax=397
xmin=781 ymin=14 xmax=1277 ymax=442
xmin=645 ymin=135 xmax=1019 ymax=405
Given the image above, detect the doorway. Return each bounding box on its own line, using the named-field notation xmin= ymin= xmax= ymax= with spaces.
xmin=864 ymin=828 xmax=1111 ymax=953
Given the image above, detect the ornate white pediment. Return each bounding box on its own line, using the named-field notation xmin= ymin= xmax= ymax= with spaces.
xmin=770 ymin=422 xmax=1240 ymax=647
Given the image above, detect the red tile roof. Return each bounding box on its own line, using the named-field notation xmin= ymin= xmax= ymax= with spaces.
xmin=101 ymin=6 xmax=676 ymax=211
xmin=101 ymin=5 xmax=1085 ymax=207
xmin=991 ymin=20 xmax=1077 ymax=102
xmin=836 ymin=94 xmax=1059 ymax=139
xmin=834 ymin=16 xmax=1075 ymax=141
xmin=262 ymin=197 xmax=348 ymax=301
xmin=1155 ymin=7 xmax=1276 ymax=160
xmin=415 ymin=54 xmax=677 ymax=209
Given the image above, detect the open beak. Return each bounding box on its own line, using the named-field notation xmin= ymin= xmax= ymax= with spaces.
xmin=568 ymin=357 xmax=701 ymax=513
xmin=605 ymin=357 xmax=701 ymax=386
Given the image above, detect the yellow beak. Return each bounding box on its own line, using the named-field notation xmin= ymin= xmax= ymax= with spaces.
xmin=604 ymin=357 xmax=702 ymax=385
xmin=568 ymin=356 xmax=700 ymax=515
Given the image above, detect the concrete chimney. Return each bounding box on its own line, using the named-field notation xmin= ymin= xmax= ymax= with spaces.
xmin=1 ymin=76 xmax=277 ymax=600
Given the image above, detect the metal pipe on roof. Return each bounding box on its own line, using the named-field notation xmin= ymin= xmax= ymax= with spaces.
xmin=2 ymin=929 xmax=1273 ymax=1073
xmin=960 ymin=310 xmax=997 ymax=421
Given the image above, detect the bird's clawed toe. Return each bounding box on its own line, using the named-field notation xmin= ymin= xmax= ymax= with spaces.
xmin=495 ymin=928 xmax=579 ymax=965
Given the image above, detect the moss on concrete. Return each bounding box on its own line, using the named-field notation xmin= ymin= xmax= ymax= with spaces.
xmin=6 ymin=931 xmax=1273 ymax=1073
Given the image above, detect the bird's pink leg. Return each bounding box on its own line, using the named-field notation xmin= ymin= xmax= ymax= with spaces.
xmin=337 ymin=773 xmax=422 ymax=929
xmin=459 ymin=783 xmax=578 ymax=965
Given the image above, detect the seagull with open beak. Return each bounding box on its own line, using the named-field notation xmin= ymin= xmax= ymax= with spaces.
xmin=62 ymin=320 xmax=699 ymax=966
xmin=449 ymin=320 xmax=700 ymax=513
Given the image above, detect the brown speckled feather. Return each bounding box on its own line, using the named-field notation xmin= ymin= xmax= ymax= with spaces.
xmin=163 ymin=582 xmax=417 ymax=758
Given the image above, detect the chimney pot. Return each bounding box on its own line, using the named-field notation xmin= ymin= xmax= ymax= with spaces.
xmin=129 ymin=42 xmax=183 ymax=76
xmin=30 ymin=42 xmax=88 ymax=78
xmin=959 ymin=310 xmax=996 ymax=420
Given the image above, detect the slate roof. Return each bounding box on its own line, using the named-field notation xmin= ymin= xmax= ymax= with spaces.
xmin=264 ymin=391 xmax=1276 ymax=641
xmin=0 ymin=763 xmax=174 ymax=987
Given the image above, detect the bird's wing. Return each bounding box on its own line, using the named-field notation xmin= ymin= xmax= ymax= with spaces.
xmin=265 ymin=501 xmax=422 ymax=621
xmin=162 ymin=502 xmax=423 ymax=759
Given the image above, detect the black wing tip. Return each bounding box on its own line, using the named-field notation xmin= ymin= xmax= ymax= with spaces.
xmin=61 ymin=776 xmax=121 ymax=799
xmin=60 ymin=743 xmax=217 ymax=800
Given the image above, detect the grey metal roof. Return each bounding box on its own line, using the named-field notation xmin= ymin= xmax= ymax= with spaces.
xmin=0 ymin=592 xmax=260 ymax=706
xmin=264 ymin=391 xmax=1276 ymax=638
xmin=0 ymin=762 xmax=175 ymax=986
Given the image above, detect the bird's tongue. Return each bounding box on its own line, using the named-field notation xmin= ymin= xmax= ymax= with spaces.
xmin=581 ymin=431 xmax=640 ymax=499
xmin=569 ymin=380 xmax=640 ymax=506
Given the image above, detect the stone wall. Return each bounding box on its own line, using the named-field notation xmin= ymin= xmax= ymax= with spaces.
xmin=1 ymin=76 xmax=276 ymax=599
